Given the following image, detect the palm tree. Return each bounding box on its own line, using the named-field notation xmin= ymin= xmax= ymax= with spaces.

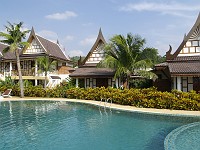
xmin=36 ymin=56 xmax=57 ymax=88
xmin=0 ymin=22 xmax=30 ymax=97
xmin=99 ymin=33 xmax=156 ymax=88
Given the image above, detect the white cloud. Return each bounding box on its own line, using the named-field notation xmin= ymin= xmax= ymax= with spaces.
xmin=82 ymin=22 xmax=94 ymax=27
xmin=80 ymin=36 xmax=96 ymax=46
xmin=45 ymin=11 xmax=77 ymax=20
xmin=68 ymin=50 xmax=84 ymax=57
xmin=120 ymin=2 xmax=200 ymax=18
xmin=151 ymin=41 xmax=169 ymax=56
xmin=37 ymin=30 xmax=58 ymax=41
xmin=64 ymin=35 xmax=74 ymax=41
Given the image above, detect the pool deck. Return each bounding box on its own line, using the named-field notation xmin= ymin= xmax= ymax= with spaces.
xmin=1 ymin=96 xmax=200 ymax=117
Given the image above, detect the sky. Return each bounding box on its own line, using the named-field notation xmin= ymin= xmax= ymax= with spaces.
xmin=0 ymin=0 xmax=200 ymax=57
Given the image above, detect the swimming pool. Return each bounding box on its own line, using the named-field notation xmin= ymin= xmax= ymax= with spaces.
xmin=0 ymin=101 xmax=199 ymax=150
xmin=165 ymin=122 xmax=200 ymax=150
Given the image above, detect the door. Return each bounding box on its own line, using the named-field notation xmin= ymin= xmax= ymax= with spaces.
xmin=193 ymin=77 xmax=200 ymax=92
xmin=96 ymin=78 xmax=108 ymax=88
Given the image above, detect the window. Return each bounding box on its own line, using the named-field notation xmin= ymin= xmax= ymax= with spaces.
xmin=183 ymin=47 xmax=189 ymax=53
xmin=93 ymin=78 xmax=96 ymax=87
xmin=190 ymin=47 xmax=195 ymax=53
xmin=192 ymin=41 xmax=198 ymax=46
xmin=86 ymin=78 xmax=90 ymax=87
xmin=186 ymin=41 xmax=191 ymax=47
xmin=196 ymin=47 xmax=200 ymax=52
xmin=25 ymin=39 xmax=44 ymax=54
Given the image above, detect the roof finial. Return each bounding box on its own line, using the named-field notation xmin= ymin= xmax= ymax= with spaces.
xmin=98 ymin=27 xmax=103 ymax=37
xmin=96 ymin=27 xmax=106 ymax=43
xmin=198 ymin=11 xmax=200 ymax=19
xmin=166 ymin=45 xmax=173 ymax=60
xmin=30 ymin=26 xmax=36 ymax=36
xmin=57 ymin=39 xmax=60 ymax=45
xmin=183 ymin=33 xmax=187 ymax=41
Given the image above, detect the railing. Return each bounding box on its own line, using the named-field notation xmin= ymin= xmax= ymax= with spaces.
xmin=100 ymin=97 xmax=112 ymax=109
xmin=11 ymin=70 xmax=35 ymax=76
xmin=11 ymin=70 xmax=59 ymax=76
xmin=99 ymin=97 xmax=112 ymax=116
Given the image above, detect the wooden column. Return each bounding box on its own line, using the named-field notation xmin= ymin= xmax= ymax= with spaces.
xmin=177 ymin=76 xmax=181 ymax=91
xmin=76 ymin=78 xmax=79 ymax=88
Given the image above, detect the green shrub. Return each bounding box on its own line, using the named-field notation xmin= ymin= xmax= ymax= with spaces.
xmin=4 ymin=81 xmax=200 ymax=111
xmin=65 ymin=87 xmax=200 ymax=111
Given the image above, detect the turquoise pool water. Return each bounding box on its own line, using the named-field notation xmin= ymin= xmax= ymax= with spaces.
xmin=0 ymin=101 xmax=199 ymax=150
xmin=165 ymin=122 xmax=200 ymax=150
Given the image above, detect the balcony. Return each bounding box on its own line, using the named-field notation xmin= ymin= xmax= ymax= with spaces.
xmin=11 ymin=70 xmax=35 ymax=76
xmin=11 ymin=70 xmax=58 ymax=76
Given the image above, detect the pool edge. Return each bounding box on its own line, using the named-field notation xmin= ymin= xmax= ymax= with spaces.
xmin=1 ymin=96 xmax=200 ymax=117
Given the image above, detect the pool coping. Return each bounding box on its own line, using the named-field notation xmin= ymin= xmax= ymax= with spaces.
xmin=1 ymin=96 xmax=200 ymax=117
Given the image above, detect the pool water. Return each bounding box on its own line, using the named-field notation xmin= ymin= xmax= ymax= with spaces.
xmin=165 ymin=122 xmax=200 ymax=150
xmin=0 ymin=101 xmax=199 ymax=150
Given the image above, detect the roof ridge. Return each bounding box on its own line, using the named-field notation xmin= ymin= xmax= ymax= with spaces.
xmin=168 ymin=12 xmax=200 ymax=59
xmin=0 ymin=42 xmax=9 ymax=46
xmin=36 ymin=34 xmax=58 ymax=45
xmin=35 ymin=34 xmax=70 ymax=60
xmin=56 ymin=44 xmax=70 ymax=60
xmin=80 ymin=28 xmax=106 ymax=66
xmin=36 ymin=34 xmax=71 ymax=61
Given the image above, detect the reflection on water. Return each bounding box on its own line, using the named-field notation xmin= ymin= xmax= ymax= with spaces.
xmin=0 ymin=101 xmax=200 ymax=150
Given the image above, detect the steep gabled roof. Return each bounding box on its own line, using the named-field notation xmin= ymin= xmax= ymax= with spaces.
xmin=0 ymin=43 xmax=22 ymax=60
xmin=23 ymin=27 xmax=70 ymax=61
xmin=80 ymin=28 xmax=106 ymax=66
xmin=166 ymin=12 xmax=200 ymax=60
xmin=36 ymin=35 xmax=69 ymax=61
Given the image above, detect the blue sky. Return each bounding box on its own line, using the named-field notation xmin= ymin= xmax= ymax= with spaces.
xmin=0 ymin=0 xmax=200 ymax=57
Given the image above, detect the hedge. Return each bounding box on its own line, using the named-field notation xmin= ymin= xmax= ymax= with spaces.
xmin=3 ymin=85 xmax=200 ymax=111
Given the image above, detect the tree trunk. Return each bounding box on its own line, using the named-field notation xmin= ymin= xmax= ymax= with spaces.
xmin=123 ymin=76 xmax=129 ymax=89
xmin=44 ymin=72 xmax=47 ymax=88
xmin=16 ymin=50 xmax=24 ymax=98
xmin=123 ymin=80 xmax=128 ymax=89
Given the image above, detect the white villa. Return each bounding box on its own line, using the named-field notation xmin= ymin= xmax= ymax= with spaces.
xmin=154 ymin=13 xmax=200 ymax=92
xmin=0 ymin=27 xmax=73 ymax=88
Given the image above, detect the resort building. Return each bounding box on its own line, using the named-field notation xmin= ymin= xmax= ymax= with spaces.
xmin=69 ymin=29 xmax=121 ymax=88
xmin=154 ymin=13 xmax=200 ymax=92
xmin=0 ymin=27 xmax=73 ymax=87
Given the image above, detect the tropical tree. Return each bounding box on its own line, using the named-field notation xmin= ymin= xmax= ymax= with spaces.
xmin=99 ymin=33 xmax=156 ymax=88
xmin=36 ymin=56 xmax=57 ymax=88
xmin=0 ymin=22 xmax=30 ymax=97
xmin=140 ymin=47 xmax=166 ymax=65
xmin=0 ymin=76 xmax=15 ymax=90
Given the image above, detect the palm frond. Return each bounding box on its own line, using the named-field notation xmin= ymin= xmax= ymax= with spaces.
xmin=136 ymin=70 xmax=158 ymax=80
xmin=2 ymin=46 xmax=10 ymax=53
xmin=20 ymin=41 xmax=30 ymax=49
xmin=0 ymin=32 xmax=13 ymax=41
